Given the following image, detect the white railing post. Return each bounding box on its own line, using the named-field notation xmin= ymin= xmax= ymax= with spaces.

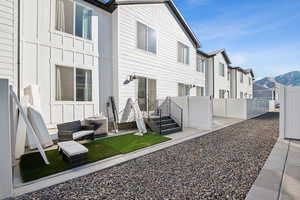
xmin=0 ymin=79 xmax=13 ymax=199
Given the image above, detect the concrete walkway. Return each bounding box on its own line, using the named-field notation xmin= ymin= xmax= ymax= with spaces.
xmin=246 ymin=140 xmax=300 ymax=200
xmin=14 ymin=117 xmax=243 ymax=197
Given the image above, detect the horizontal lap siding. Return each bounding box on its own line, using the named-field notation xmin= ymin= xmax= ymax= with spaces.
xmin=0 ymin=0 xmax=16 ymax=84
xmin=117 ymin=4 xmax=205 ymax=111
xmin=213 ymin=53 xmax=230 ymax=98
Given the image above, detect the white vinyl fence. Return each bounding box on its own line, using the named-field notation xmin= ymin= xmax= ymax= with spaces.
xmin=171 ymin=96 xmax=213 ymax=130
xmin=280 ymin=86 xmax=300 ymax=139
xmin=213 ymin=98 xmax=269 ymax=120
xmin=0 ymin=79 xmax=13 ymax=199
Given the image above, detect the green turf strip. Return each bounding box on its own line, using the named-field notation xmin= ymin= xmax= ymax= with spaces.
xmin=20 ymin=133 xmax=170 ymax=182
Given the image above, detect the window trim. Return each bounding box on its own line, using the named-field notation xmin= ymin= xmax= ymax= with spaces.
xmin=219 ymin=63 xmax=225 ymax=77
xmin=177 ymin=41 xmax=190 ymax=65
xmin=197 ymin=58 xmax=206 ymax=73
xmin=240 ymin=72 xmax=244 ymax=83
xmin=55 ymin=0 xmax=93 ymax=41
xmin=136 ymin=21 xmax=157 ymax=55
xmin=55 ymin=64 xmax=93 ymax=103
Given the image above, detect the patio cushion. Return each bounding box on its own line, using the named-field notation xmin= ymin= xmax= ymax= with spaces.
xmin=57 ymin=120 xmax=82 ymax=133
xmin=72 ymin=130 xmax=94 ymax=140
xmin=27 ymin=106 xmax=53 ymax=148
xmin=58 ymin=141 xmax=88 ymax=157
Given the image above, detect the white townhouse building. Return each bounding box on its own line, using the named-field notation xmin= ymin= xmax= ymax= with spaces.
xmin=197 ymin=49 xmax=232 ymax=99
xmin=197 ymin=49 xmax=254 ymax=99
xmin=229 ymin=66 xmax=254 ymax=99
xmin=14 ymin=0 xmax=204 ymax=128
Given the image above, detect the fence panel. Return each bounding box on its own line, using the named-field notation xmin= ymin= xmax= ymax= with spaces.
xmin=0 ymin=79 xmax=13 ymax=199
xmin=280 ymin=86 xmax=300 ymax=139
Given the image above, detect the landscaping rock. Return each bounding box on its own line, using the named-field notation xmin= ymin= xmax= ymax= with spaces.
xmin=18 ymin=112 xmax=279 ymax=200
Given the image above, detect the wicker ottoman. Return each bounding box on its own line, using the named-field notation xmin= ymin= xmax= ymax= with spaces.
xmin=58 ymin=141 xmax=89 ymax=167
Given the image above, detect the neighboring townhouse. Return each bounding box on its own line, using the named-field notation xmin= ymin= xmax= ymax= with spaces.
xmin=198 ymin=49 xmax=232 ymax=99
xmin=229 ymin=66 xmax=254 ymax=99
xmin=18 ymin=0 xmax=203 ymax=128
xmin=197 ymin=50 xmax=210 ymax=96
xmin=110 ymin=0 xmax=203 ymax=115
xmin=253 ymin=84 xmax=278 ymax=101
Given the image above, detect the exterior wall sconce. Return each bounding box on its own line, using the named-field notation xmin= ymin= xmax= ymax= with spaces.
xmin=123 ymin=73 xmax=137 ymax=85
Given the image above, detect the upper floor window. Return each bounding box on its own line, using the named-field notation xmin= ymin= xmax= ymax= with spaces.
xmin=56 ymin=0 xmax=92 ymax=40
xmin=137 ymin=22 xmax=157 ymax=54
xmin=197 ymin=58 xmax=206 ymax=73
xmin=219 ymin=63 xmax=225 ymax=77
xmin=228 ymin=70 xmax=231 ymax=81
xmin=248 ymin=77 xmax=252 ymax=85
xmin=178 ymin=42 xmax=189 ymax=65
xmin=240 ymin=72 xmax=244 ymax=83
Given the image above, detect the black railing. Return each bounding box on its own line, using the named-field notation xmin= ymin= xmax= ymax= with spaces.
xmin=146 ymin=97 xmax=183 ymax=134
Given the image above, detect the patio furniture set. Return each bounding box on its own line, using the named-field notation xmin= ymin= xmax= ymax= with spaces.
xmin=56 ymin=117 xmax=108 ymax=166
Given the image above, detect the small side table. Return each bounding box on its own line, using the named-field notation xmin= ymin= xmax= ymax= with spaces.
xmin=85 ymin=117 xmax=108 ymax=139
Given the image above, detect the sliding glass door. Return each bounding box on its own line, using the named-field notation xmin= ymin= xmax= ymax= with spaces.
xmin=137 ymin=77 xmax=157 ymax=112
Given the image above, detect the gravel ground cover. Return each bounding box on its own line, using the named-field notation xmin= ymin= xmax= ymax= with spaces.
xmin=18 ymin=112 xmax=279 ymax=200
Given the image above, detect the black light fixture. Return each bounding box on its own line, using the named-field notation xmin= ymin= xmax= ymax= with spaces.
xmin=123 ymin=73 xmax=137 ymax=85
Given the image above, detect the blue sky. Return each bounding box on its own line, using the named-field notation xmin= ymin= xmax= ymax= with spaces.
xmin=173 ymin=0 xmax=300 ymax=79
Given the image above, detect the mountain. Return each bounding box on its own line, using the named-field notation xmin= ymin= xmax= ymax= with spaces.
xmin=255 ymin=71 xmax=300 ymax=89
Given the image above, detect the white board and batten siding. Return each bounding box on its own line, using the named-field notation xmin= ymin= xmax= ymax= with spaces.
xmin=0 ymin=0 xmax=18 ymax=86
xmin=20 ymin=0 xmax=112 ymax=128
xmin=114 ymin=3 xmax=205 ymax=112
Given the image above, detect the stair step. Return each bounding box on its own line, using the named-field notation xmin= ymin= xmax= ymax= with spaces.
xmin=161 ymin=127 xmax=182 ymax=135
xmin=152 ymin=116 xmax=171 ymax=121
xmin=155 ymin=119 xmax=175 ymax=125
xmin=160 ymin=123 xmax=179 ymax=130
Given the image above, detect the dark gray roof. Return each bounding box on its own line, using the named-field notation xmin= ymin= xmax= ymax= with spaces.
xmin=229 ymin=66 xmax=255 ymax=78
xmin=207 ymin=49 xmax=231 ymax=64
xmin=83 ymin=0 xmax=201 ymax=48
xmin=197 ymin=49 xmax=210 ymax=57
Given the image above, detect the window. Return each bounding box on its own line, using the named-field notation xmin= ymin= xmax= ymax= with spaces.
xmin=249 ymin=77 xmax=252 ymax=86
xmin=56 ymin=66 xmax=74 ymax=101
xmin=219 ymin=63 xmax=225 ymax=77
xmin=75 ymin=4 xmax=92 ymax=40
xmin=56 ymin=0 xmax=92 ymax=40
xmin=76 ymin=68 xmax=92 ymax=101
xmin=178 ymin=83 xmax=191 ymax=96
xmin=196 ymin=86 xmax=205 ymax=96
xmin=219 ymin=90 xmax=226 ymax=99
xmin=197 ymin=58 xmax=206 ymax=73
xmin=178 ymin=42 xmax=189 ymax=64
xmin=240 ymin=92 xmax=243 ymax=99
xmin=137 ymin=22 xmax=157 ymax=53
xmin=56 ymin=65 xmax=92 ymax=101
xmin=240 ymin=72 xmax=244 ymax=83
xmin=228 ymin=70 xmax=230 ymax=81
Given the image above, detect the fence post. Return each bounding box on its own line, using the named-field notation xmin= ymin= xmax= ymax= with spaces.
xmin=279 ymin=87 xmax=286 ymax=139
xmin=0 ymin=79 xmax=13 ymax=199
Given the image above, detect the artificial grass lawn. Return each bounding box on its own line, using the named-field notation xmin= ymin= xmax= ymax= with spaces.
xmin=20 ymin=133 xmax=170 ymax=182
